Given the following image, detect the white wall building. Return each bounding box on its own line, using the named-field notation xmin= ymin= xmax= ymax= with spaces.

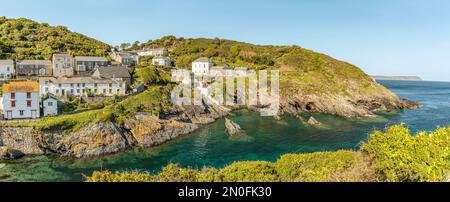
xmin=192 ymin=57 xmax=214 ymax=74
xmin=0 ymin=60 xmax=14 ymax=80
xmin=136 ymin=48 xmax=167 ymax=57
xmin=1 ymin=81 xmax=40 ymax=120
xmin=39 ymin=77 xmax=128 ymax=97
xmin=42 ymin=95 xmax=59 ymax=116
xmin=152 ymin=56 xmax=172 ymax=67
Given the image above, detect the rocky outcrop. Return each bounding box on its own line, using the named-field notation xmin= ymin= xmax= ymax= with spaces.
xmin=225 ymin=118 xmax=244 ymax=136
xmin=281 ymin=92 xmax=420 ymax=119
xmin=0 ymin=146 xmax=24 ymax=160
xmin=124 ymin=115 xmax=198 ymax=148
xmin=307 ymin=116 xmax=323 ymax=127
xmin=62 ymin=122 xmax=130 ymax=158
xmin=0 ymin=127 xmax=44 ymax=155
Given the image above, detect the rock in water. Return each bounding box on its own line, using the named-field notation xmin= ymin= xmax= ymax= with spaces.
xmin=225 ymin=118 xmax=244 ymax=136
xmin=0 ymin=146 xmax=24 ymax=160
xmin=307 ymin=116 xmax=323 ymax=127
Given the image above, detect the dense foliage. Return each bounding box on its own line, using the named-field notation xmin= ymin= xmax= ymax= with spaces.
xmin=0 ymin=17 xmax=110 ymax=59
xmin=361 ymin=125 xmax=450 ymax=182
xmin=129 ymin=36 xmax=390 ymax=97
xmin=86 ymin=125 xmax=450 ymax=182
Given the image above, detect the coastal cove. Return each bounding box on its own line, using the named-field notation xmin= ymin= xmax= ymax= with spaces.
xmin=0 ymin=80 xmax=449 ymax=182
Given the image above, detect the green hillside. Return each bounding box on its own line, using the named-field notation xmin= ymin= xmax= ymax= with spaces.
xmin=0 ymin=17 xmax=111 ymax=60
xmin=132 ymin=36 xmax=400 ymax=109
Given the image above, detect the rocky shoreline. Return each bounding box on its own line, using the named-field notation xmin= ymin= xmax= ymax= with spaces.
xmin=0 ymin=94 xmax=420 ymax=160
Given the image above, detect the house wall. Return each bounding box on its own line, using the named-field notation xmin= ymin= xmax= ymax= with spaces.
xmin=152 ymin=58 xmax=172 ymax=66
xmin=43 ymin=98 xmax=58 ymax=116
xmin=53 ymin=55 xmax=74 ymax=77
xmin=40 ymin=81 xmax=127 ymax=97
xmin=75 ymin=61 xmax=109 ymax=72
xmin=0 ymin=61 xmax=14 ymax=80
xmin=192 ymin=62 xmax=211 ymax=74
xmin=2 ymin=92 xmax=40 ymax=119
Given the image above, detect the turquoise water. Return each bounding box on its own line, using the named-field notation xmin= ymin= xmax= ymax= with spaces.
xmin=0 ymin=80 xmax=449 ymax=182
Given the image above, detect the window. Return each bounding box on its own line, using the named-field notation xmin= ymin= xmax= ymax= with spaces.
xmin=109 ymin=83 xmax=112 ymax=88
xmin=45 ymin=87 xmax=49 ymax=92
xmin=27 ymin=92 xmax=31 ymax=99
xmin=11 ymin=93 xmax=15 ymax=99
xmin=27 ymin=100 xmax=32 ymax=107
xmin=7 ymin=66 xmax=10 ymax=71
xmin=19 ymin=110 xmax=24 ymax=116
xmin=71 ymin=84 xmax=74 ymax=87
xmin=71 ymin=89 xmax=74 ymax=94
xmin=56 ymin=89 xmax=59 ymax=95
xmin=109 ymin=89 xmax=112 ymax=94
xmin=48 ymin=102 xmax=53 ymax=107
xmin=94 ymin=89 xmax=98 ymax=94
xmin=103 ymin=89 xmax=106 ymax=94
xmin=77 ymin=89 xmax=80 ymax=93
xmin=11 ymin=101 xmax=16 ymax=108
xmin=58 ymin=84 xmax=62 ymax=88
xmin=82 ymin=83 xmax=86 ymax=87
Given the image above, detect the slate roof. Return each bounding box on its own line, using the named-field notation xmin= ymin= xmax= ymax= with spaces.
xmin=74 ymin=56 xmax=108 ymax=62
xmin=95 ymin=66 xmax=131 ymax=79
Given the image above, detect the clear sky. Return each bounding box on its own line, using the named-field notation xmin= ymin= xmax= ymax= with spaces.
xmin=0 ymin=0 xmax=449 ymax=81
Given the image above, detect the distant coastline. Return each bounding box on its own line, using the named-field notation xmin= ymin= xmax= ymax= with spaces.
xmin=372 ymin=75 xmax=423 ymax=81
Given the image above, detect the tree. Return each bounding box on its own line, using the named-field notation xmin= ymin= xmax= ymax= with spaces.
xmin=120 ymin=43 xmax=131 ymax=50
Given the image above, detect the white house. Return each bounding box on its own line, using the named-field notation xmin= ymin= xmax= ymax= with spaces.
xmin=0 ymin=60 xmax=14 ymax=80
xmin=53 ymin=53 xmax=74 ymax=78
xmin=136 ymin=48 xmax=167 ymax=57
xmin=1 ymin=81 xmax=40 ymax=120
xmin=39 ymin=76 xmax=128 ymax=97
xmin=192 ymin=57 xmax=214 ymax=74
xmin=42 ymin=95 xmax=60 ymax=116
xmin=152 ymin=56 xmax=172 ymax=67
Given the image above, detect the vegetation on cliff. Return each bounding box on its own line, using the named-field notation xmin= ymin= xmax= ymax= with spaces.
xmin=0 ymin=17 xmax=110 ymax=59
xmin=86 ymin=125 xmax=450 ymax=182
xmin=130 ymin=36 xmax=391 ymax=96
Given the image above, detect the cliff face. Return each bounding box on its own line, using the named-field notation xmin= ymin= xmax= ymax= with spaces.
xmin=0 ymin=103 xmax=230 ymax=158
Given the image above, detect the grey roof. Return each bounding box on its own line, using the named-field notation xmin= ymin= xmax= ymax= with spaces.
xmin=95 ymin=66 xmax=131 ymax=79
xmin=74 ymin=56 xmax=108 ymax=62
xmin=16 ymin=60 xmax=52 ymax=65
xmin=0 ymin=60 xmax=14 ymax=65
xmin=193 ymin=57 xmax=210 ymax=63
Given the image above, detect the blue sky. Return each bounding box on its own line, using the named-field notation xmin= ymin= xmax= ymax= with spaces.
xmin=0 ymin=0 xmax=449 ymax=81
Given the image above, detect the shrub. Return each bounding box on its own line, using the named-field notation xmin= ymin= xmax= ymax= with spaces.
xmin=275 ymin=151 xmax=358 ymax=182
xmin=362 ymin=125 xmax=450 ymax=182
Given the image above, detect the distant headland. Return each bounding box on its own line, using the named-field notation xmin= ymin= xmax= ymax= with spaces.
xmin=372 ymin=76 xmax=423 ymax=81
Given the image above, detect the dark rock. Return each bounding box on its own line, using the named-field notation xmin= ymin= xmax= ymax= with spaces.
xmin=225 ymin=118 xmax=244 ymax=136
xmin=0 ymin=146 xmax=24 ymax=160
